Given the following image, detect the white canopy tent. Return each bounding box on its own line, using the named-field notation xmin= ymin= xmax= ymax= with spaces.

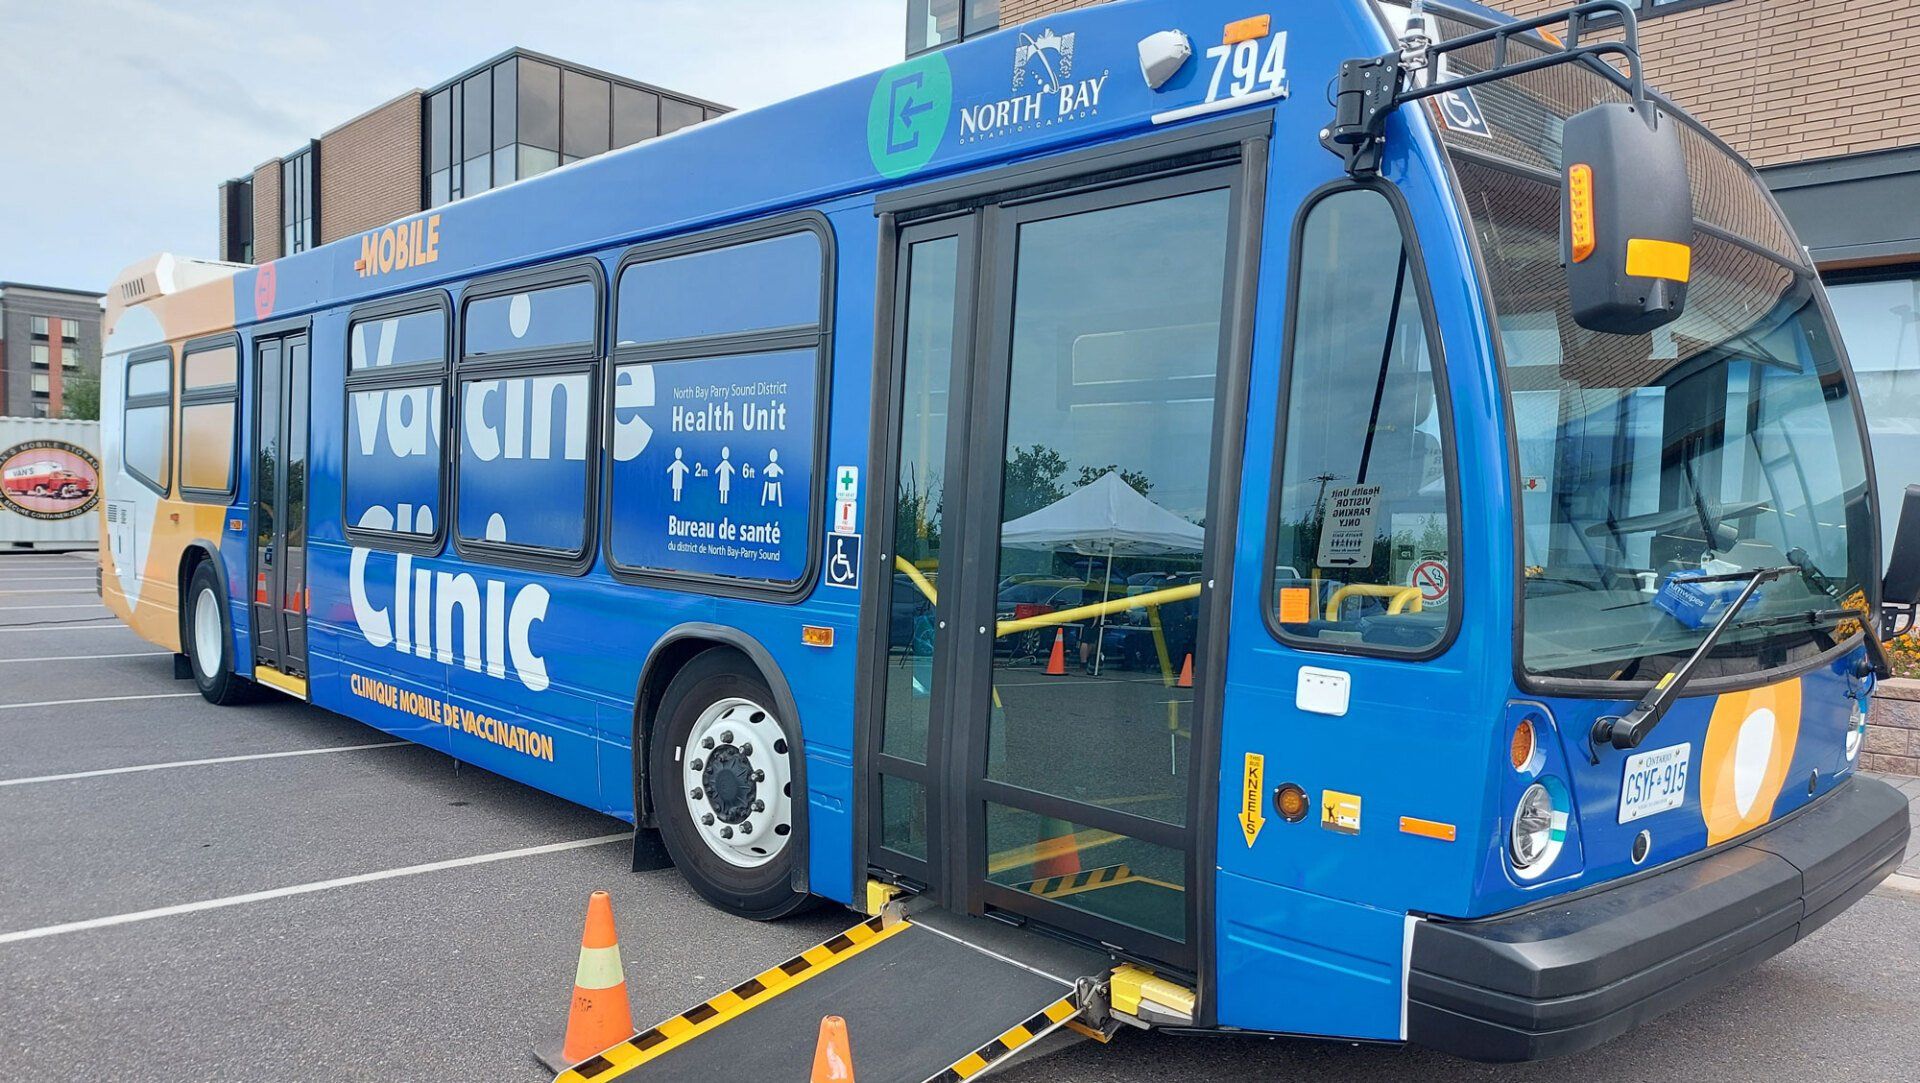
xmin=1001 ymin=470 xmax=1204 ymax=673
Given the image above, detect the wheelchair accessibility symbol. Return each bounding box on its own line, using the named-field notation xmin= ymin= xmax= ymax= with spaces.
xmin=825 ymin=532 xmax=861 ymax=590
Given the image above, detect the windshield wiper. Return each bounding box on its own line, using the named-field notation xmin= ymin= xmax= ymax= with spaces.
xmin=1782 ymin=547 xmax=1894 ymax=679
xmin=1591 ymin=565 xmax=1795 ymax=754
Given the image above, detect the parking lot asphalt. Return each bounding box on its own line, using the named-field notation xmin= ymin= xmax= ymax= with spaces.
xmin=3 ymin=550 xmax=1918 ymax=1083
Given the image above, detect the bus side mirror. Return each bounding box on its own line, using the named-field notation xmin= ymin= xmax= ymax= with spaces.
xmin=1884 ymin=485 xmax=1920 ymax=610
xmin=1561 ymin=102 xmax=1693 ymax=335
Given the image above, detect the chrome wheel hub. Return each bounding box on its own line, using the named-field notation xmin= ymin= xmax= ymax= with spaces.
xmin=683 ymin=696 xmax=791 ymax=868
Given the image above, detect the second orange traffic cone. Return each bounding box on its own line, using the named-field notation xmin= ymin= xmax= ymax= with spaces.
xmin=812 ymin=1015 xmax=855 ymax=1082
xmin=552 ymin=890 xmax=636 ymax=1068
xmin=1044 ymin=628 xmax=1067 ymax=676
xmin=1177 ymin=653 xmax=1194 ymax=688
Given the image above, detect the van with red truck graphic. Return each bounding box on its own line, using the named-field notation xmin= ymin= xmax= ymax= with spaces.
xmin=3 ymin=460 xmax=94 ymax=500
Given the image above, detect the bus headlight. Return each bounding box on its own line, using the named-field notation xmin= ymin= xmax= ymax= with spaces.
xmin=1510 ymin=782 xmax=1557 ymax=872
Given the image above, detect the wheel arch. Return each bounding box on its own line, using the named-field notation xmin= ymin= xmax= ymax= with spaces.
xmin=632 ymin=623 xmax=811 ymax=895
xmin=174 ymin=540 xmax=229 ymax=658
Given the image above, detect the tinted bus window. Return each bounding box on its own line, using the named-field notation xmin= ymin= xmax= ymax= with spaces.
xmin=464 ymin=281 xmax=596 ymax=357
xmin=458 ymin=372 xmax=593 ymax=552
xmin=346 ymin=304 xmax=448 ymax=541
xmin=123 ymin=350 xmax=171 ymax=495
xmin=608 ymin=225 xmax=827 ymax=587
xmin=1271 ymin=188 xmax=1454 ymax=654
xmin=616 ymin=231 xmax=821 ymax=345
xmin=456 ymin=271 xmax=601 ymax=560
xmin=180 ymin=341 xmax=238 ymax=497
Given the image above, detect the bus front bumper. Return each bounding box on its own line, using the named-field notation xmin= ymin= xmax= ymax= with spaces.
xmin=1405 ymin=774 xmax=1910 ymax=1062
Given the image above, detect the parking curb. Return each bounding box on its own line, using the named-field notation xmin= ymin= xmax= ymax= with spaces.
xmin=1874 ymin=872 xmax=1920 ymax=899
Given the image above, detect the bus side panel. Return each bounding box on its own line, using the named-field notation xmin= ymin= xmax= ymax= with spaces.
xmin=1217 ymin=872 xmax=1409 ymax=1040
xmin=303 ymin=310 xmax=452 ymax=755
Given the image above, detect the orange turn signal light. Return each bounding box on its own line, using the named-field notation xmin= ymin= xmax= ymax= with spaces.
xmin=1273 ymin=782 xmax=1310 ymax=823
xmin=801 ymin=625 xmax=835 ymax=648
xmin=1510 ymin=718 xmax=1537 ymax=772
xmin=1567 ymin=163 xmax=1596 ymax=263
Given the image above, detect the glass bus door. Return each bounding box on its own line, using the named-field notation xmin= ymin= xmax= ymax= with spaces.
xmin=867 ymin=165 xmax=1245 ymax=969
xmin=250 ymin=331 xmax=310 ymax=682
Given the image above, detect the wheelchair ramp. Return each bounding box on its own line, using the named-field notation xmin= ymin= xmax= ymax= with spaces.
xmin=556 ymin=912 xmax=1104 ymax=1083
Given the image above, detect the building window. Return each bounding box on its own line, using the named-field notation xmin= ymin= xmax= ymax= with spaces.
xmin=561 ymin=69 xmax=611 ymax=162
xmin=30 ymin=343 xmax=49 ymax=367
xmin=347 ymin=299 xmax=450 ymax=546
xmin=1828 ymin=271 xmax=1920 ymax=572
xmin=658 ymin=97 xmax=704 ymax=136
xmin=30 ymin=373 xmax=50 ymax=394
xmin=907 ymin=0 xmax=998 ymax=56
xmin=613 ymin=84 xmax=659 ymax=148
xmin=179 ymin=340 xmax=239 ymax=499
xmin=518 ymin=58 xmax=561 ymax=181
xmin=61 ymin=321 xmax=77 ymax=342
xmin=281 ymin=146 xmax=316 ymax=254
xmin=30 ymin=316 xmax=48 ymax=338
xmin=1270 ymin=188 xmax=1455 ymax=656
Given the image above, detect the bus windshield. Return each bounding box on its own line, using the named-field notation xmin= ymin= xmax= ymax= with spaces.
xmin=1429 ymin=20 xmax=1876 ymax=683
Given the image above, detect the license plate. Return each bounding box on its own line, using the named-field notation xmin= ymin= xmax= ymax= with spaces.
xmin=1619 ymin=743 xmax=1691 ymax=824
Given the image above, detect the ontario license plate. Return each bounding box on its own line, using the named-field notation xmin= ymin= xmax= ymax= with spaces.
xmin=1619 ymin=743 xmax=1691 ymax=824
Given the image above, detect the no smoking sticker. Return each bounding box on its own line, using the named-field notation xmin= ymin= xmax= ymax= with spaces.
xmin=1411 ymin=560 xmax=1449 ymax=607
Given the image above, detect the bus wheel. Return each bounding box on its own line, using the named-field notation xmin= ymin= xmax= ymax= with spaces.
xmin=649 ymin=650 xmax=812 ymax=920
xmin=184 ymin=562 xmax=250 ymax=706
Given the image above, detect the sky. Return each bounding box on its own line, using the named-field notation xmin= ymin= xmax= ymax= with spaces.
xmin=0 ymin=0 xmax=903 ymax=292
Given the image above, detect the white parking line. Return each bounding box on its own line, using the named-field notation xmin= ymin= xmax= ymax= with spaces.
xmin=0 ymin=692 xmax=200 ymax=711
xmin=0 ymin=604 xmax=107 ymax=611
xmin=0 ymin=589 xmax=101 ymax=595
xmin=0 ymin=833 xmax=632 ymax=945
xmin=0 ymin=623 xmax=125 ymax=634
xmin=0 ymin=652 xmax=167 ymax=664
xmin=0 ymin=741 xmax=409 ymax=787
xmin=0 ymin=577 xmax=96 ymax=583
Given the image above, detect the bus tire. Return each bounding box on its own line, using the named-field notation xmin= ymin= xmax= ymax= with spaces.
xmin=649 ymin=650 xmax=813 ymax=920
xmin=184 ymin=562 xmax=251 ymax=706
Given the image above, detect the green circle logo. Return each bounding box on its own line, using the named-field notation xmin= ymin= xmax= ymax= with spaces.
xmin=867 ymin=53 xmax=952 ymax=179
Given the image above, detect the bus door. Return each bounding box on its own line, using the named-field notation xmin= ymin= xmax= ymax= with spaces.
xmin=866 ymin=164 xmax=1248 ymax=970
xmin=250 ymin=330 xmax=311 ymax=689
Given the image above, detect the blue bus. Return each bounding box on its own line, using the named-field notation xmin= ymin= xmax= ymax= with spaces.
xmin=100 ymin=0 xmax=1915 ymax=1070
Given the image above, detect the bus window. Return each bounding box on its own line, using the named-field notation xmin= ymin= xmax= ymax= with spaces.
xmin=1270 ymin=188 xmax=1454 ymax=653
xmin=457 ymin=272 xmax=600 ymax=559
xmin=346 ymin=303 xmax=448 ymax=543
xmin=123 ymin=348 xmax=172 ymax=496
xmin=606 ymin=223 xmax=828 ymax=588
xmin=179 ymin=339 xmax=239 ymax=499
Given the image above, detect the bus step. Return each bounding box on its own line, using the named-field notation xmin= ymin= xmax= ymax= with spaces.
xmin=554 ymin=911 xmax=1111 ymax=1083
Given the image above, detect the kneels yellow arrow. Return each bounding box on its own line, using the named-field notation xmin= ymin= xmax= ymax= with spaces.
xmin=1239 ymin=752 xmax=1265 ymax=846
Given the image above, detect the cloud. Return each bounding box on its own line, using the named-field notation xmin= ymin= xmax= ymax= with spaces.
xmin=0 ymin=0 xmax=902 ymax=290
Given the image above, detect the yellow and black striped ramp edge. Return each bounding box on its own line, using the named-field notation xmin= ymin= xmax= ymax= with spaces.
xmin=555 ymin=915 xmax=1085 ymax=1083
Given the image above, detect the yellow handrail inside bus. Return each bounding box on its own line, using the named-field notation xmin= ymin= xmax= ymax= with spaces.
xmin=1324 ymin=583 xmax=1424 ymax=622
xmin=995 ymin=582 xmax=1203 ymax=638
xmin=894 ymin=555 xmax=939 ymax=606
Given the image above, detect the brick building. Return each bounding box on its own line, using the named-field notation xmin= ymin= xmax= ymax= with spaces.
xmin=0 ymin=283 xmax=104 ymax=419
xmin=216 ymin=49 xmax=728 ymax=265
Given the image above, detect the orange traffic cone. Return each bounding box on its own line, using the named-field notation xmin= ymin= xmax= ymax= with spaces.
xmin=812 ymin=1015 xmax=855 ymax=1082
xmin=1044 ymin=628 xmax=1068 ymax=676
xmin=537 ymin=890 xmax=636 ymax=1071
xmin=1177 ymin=653 xmax=1194 ymax=689
xmin=1033 ymin=814 xmax=1081 ymax=878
